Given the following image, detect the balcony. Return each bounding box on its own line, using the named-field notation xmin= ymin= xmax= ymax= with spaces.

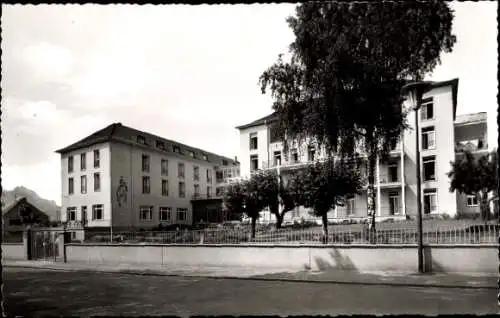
xmin=191 ymin=193 xmax=223 ymax=201
xmin=378 ymin=177 xmax=404 ymax=189
xmin=65 ymin=220 xmax=85 ymax=229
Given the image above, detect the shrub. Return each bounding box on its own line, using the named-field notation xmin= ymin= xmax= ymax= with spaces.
xmin=454 ymin=212 xmax=480 ymax=220
xmin=381 ymin=218 xmax=394 ymax=223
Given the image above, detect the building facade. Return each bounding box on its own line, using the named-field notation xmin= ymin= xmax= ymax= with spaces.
xmin=56 ymin=123 xmax=239 ymax=232
xmin=236 ymin=78 xmax=490 ymax=222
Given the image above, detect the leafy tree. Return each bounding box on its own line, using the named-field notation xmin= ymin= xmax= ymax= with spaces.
xmin=259 ymin=2 xmax=456 ymax=233
xmin=223 ymin=179 xmax=267 ymax=239
xmin=249 ymin=170 xmax=299 ymax=229
xmin=288 ymin=157 xmax=363 ymax=242
xmin=448 ymin=150 xmax=498 ymax=221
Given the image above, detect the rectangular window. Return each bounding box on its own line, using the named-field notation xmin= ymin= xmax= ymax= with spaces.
xmin=173 ymin=145 xmax=181 ymax=153
xmin=93 ymin=150 xmax=100 ymax=168
xmin=193 ymin=166 xmax=200 ymax=181
xmin=188 ymin=151 xmax=195 ymax=158
xmin=388 ymin=163 xmax=398 ymax=182
xmin=389 ymin=192 xmax=399 ymax=215
xmin=423 ymin=189 xmax=437 ymax=214
xmin=194 ymin=184 xmax=200 ymax=197
xmin=250 ymin=155 xmax=258 ymax=171
xmin=216 ymin=186 xmax=224 ymax=197
xmin=161 ymin=159 xmax=168 ymax=176
xmin=66 ymin=207 xmax=76 ymax=221
xmin=159 ymin=207 xmax=171 ymax=221
xmin=179 ymin=181 xmax=186 ymax=198
xmin=68 ymin=156 xmax=74 ymax=173
xmin=81 ymin=206 xmax=87 ymax=223
xmin=94 ymin=173 xmax=101 ymax=191
xmin=423 ymin=156 xmax=436 ymax=181
xmin=178 ymin=163 xmax=185 ymax=178
xmin=137 ymin=135 xmax=147 ymax=145
xmin=206 ymin=169 xmax=212 ymax=184
xmin=269 ymin=125 xmax=281 ymax=143
xmin=421 ymin=126 xmax=435 ymax=150
xmin=421 ymin=100 xmax=434 ymax=121
xmin=139 ymin=206 xmax=153 ymax=221
xmin=156 ymin=140 xmax=165 ymax=150
xmin=68 ymin=178 xmax=74 ymax=195
xmin=162 ymin=179 xmax=168 ymax=196
xmin=92 ymin=204 xmax=104 ymax=220
xmin=346 ymin=198 xmax=355 ymax=216
xmin=80 ymin=175 xmax=87 ymax=194
xmin=202 ymin=154 xmax=208 ymax=161
xmin=291 ymin=149 xmax=299 ymax=163
xmin=273 ymin=151 xmax=282 ymax=166
xmin=308 ymin=147 xmax=316 ymax=162
xmin=207 ymin=186 xmax=212 ymax=198
xmin=142 ymin=176 xmax=150 ymax=194
xmin=222 ymin=159 xmax=228 ymax=166
xmin=142 ymin=154 xmax=150 ymax=172
xmin=80 ymin=153 xmax=86 ymax=171
xmin=249 ymin=133 xmax=258 ymax=150
xmin=467 ymin=195 xmax=479 ymax=207
xmin=176 ymin=208 xmax=187 ymax=221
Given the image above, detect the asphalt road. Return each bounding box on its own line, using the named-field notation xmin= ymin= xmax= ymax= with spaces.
xmin=4 ymin=268 xmax=498 ymax=316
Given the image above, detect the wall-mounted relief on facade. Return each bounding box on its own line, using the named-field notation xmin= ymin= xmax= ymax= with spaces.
xmin=116 ymin=177 xmax=128 ymax=207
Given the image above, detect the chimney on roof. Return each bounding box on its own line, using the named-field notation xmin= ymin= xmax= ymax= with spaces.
xmin=235 ymin=156 xmax=238 ymax=162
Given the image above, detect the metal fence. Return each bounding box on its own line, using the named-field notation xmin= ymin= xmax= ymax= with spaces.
xmin=79 ymin=224 xmax=499 ymax=245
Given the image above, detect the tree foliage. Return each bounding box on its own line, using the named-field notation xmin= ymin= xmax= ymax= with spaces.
xmin=259 ymin=2 xmax=456 ymax=229
xmin=448 ymin=150 xmax=498 ymax=220
xmin=288 ymin=158 xmax=363 ymax=241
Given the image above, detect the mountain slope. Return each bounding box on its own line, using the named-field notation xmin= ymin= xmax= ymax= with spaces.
xmin=2 ymin=186 xmax=60 ymax=221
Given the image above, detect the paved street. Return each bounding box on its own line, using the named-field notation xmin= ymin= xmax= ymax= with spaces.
xmin=4 ymin=267 xmax=497 ymax=316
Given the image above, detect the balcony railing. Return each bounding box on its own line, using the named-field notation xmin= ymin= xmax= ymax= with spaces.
xmin=191 ymin=193 xmax=223 ymax=200
xmin=65 ymin=220 xmax=86 ymax=229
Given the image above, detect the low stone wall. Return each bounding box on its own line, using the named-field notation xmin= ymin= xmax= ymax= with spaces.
xmin=65 ymin=243 xmax=498 ymax=275
xmin=2 ymin=243 xmax=25 ymax=260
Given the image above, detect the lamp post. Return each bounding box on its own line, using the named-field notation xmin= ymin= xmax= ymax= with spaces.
xmin=401 ymin=81 xmax=432 ymax=274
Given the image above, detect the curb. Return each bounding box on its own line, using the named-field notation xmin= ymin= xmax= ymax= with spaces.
xmin=5 ymin=264 xmax=497 ymax=290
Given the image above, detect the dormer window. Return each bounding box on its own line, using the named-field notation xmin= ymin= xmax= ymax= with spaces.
xmin=173 ymin=145 xmax=181 ymax=154
xmin=156 ymin=140 xmax=165 ymax=150
xmin=137 ymin=135 xmax=147 ymax=145
xmin=202 ymin=154 xmax=208 ymax=161
xmin=222 ymin=160 xmax=228 ymax=166
xmin=189 ymin=151 xmax=194 ymax=158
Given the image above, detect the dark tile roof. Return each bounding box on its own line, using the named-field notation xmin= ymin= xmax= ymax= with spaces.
xmin=454 ymin=112 xmax=487 ymax=125
xmin=237 ymin=78 xmax=460 ymax=130
xmin=2 ymin=197 xmax=27 ymax=216
xmin=55 ymin=123 xmax=239 ymax=166
xmin=235 ymin=112 xmax=278 ymax=130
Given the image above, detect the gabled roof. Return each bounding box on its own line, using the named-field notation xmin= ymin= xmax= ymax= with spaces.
xmin=454 ymin=112 xmax=487 ymax=126
xmin=2 ymin=196 xmax=27 ymax=216
xmin=235 ymin=112 xmax=278 ymax=130
xmin=237 ymin=78 xmax=460 ymax=130
xmin=55 ymin=123 xmax=239 ymax=166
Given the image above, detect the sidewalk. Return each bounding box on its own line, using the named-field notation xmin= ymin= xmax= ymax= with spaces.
xmin=4 ymin=260 xmax=497 ymax=290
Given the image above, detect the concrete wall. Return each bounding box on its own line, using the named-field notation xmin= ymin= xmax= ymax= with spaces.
xmin=1 ymin=243 xmax=25 ymax=260
xmin=60 ymin=142 xmax=112 ymax=228
xmin=64 ymin=243 xmax=498 ymax=275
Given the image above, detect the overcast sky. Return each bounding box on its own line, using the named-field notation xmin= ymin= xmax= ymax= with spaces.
xmin=1 ymin=3 xmax=497 ymax=204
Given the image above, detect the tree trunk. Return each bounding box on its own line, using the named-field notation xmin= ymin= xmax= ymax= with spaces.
xmin=251 ymin=217 xmax=256 ymax=240
xmin=479 ymin=191 xmax=490 ymax=221
xmin=322 ymin=213 xmax=328 ymax=244
xmin=367 ymin=153 xmax=377 ymax=242
xmin=275 ymin=213 xmax=284 ymax=229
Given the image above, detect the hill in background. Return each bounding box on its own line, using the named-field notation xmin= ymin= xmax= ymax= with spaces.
xmin=2 ymin=186 xmax=60 ymax=221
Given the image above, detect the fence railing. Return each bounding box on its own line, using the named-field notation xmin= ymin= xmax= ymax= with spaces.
xmin=77 ymin=224 xmax=500 ymax=245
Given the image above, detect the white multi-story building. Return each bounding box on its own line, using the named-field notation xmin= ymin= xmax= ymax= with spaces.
xmin=236 ymin=78 xmax=490 ymax=222
xmin=56 ymin=123 xmax=240 ymax=233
